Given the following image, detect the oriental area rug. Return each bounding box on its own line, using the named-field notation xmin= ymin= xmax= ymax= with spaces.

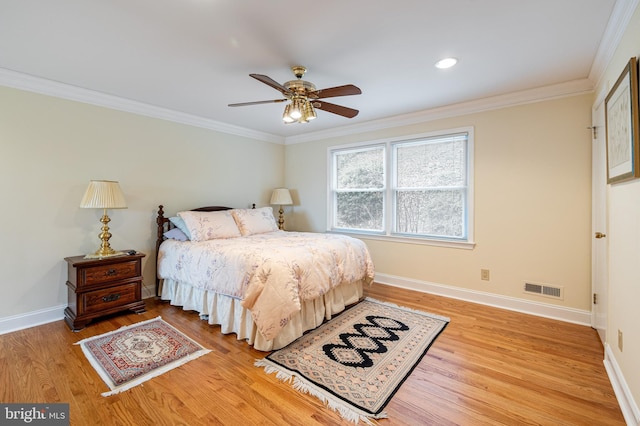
xmin=76 ymin=317 xmax=210 ymax=396
xmin=255 ymin=298 xmax=449 ymax=424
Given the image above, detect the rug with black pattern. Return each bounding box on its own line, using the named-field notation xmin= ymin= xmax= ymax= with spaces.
xmin=255 ymin=298 xmax=449 ymax=424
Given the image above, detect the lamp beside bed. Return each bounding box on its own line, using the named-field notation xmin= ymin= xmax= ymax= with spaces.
xmin=269 ymin=188 xmax=293 ymax=230
xmin=79 ymin=180 xmax=127 ymax=258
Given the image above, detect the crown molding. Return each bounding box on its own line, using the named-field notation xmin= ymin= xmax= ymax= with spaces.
xmin=0 ymin=68 xmax=285 ymax=145
xmin=284 ymin=78 xmax=594 ymax=145
xmin=589 ymin=0 xmax=640 ymax=88
xmin=0 ymin=67 xmax=595 ymax=147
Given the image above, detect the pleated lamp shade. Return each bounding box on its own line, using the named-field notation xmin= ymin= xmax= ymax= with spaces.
xmin=270 ymin=188 xmax=293 ymax=206
xmin=80 ymin=180 xmax=127 ymax=209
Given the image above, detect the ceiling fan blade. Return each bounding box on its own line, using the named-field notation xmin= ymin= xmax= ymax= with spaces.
xmin=228 ymin=99 xmax=287 ymax=107
xmin=250 ymin=74 xmax=291 ymax=96
xmin=312 ymin=101 xmax=359 ymax=118
xmin=308 ymin=84 xmax=362 ymax=99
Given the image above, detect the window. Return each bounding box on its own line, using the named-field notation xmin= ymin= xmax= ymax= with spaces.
xmin=332 ymin=145 xmax=385 ymax=232
xmin=328 ymin=128 xmax=474 ymax=247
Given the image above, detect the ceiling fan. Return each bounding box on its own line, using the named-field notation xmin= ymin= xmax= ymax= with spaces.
xmin=228 ymin=66 xmax=361 ymax=124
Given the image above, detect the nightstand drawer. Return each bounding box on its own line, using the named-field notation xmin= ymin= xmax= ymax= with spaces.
xmin=82 ymin=283 xmax=139 ymax=314
xmin=82 ymin=260 xmax=139 ymax=286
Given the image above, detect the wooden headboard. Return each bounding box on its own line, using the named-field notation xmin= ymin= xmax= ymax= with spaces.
xmin=155 ymin=204 xmax=255 ymax=296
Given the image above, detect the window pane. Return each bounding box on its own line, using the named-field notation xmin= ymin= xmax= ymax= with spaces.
xmin=336 ymin=191 xmax=383 ymax=231
xmin=395 ymin=190 xmax=464 ymax=238
xmin=395 ymin=138 xmax=466 ymax=188
xmin=335 ymin=147 xmax=384 ymax=189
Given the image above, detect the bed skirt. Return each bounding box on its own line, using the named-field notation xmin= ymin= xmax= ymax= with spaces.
xmin=159 ymin=279 xmax=365 ymax=351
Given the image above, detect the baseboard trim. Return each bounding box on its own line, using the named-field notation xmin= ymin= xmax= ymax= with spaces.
xmin=0 ymin=304 xmax=66 ymax=335
xmin=0 ymin=293 xmax=158 ymax=335
xmin=604 ymin=343 xmax=640 ymax=425
xmin=0 ymin=275 xmax=593 ymax=334
xmin=374 ymin=273 xmax=591 ymax=325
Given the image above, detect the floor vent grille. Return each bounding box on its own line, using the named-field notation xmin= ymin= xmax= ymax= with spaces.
xmin=523 ymin=282 xmax=563 ymax=300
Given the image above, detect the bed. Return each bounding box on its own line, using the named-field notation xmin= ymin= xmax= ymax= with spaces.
xmin=155 ymin=204 xmax=375 ymax=351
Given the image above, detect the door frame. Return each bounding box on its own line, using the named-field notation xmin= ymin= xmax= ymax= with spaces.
xmin=591 ymin=92 xmax=608 ymax=345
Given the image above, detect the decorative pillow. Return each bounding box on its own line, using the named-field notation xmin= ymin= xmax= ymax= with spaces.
xmin=177 ymin=210 xmax=241 ymax=241
xmin=169 ymin=216 xmax=192 ymax=240
xmin=163 ymin=227 xmax=189 ymax=241
xmin=231 ymin=207 xmax=279 ymax=236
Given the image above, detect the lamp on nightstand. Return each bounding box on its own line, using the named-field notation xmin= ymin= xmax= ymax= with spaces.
xmin=270 ymin=188 xmax=293 ymax=230
xmin=80 ymin=180 xmax=127 ymax=258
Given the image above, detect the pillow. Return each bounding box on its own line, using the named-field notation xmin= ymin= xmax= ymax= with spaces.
xmin=177 ymin=210 xmax=241 ymax=241
xmin=169 ymin=216 xmax=192 ymax=240
xmin=163 ymin=227 xmax=189 ymax=241
xmin=231 ymin=207 xmax=279 ymax=236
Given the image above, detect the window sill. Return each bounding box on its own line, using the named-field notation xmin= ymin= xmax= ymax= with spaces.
xmin=328 ymin=230 xmax=476 ymax=250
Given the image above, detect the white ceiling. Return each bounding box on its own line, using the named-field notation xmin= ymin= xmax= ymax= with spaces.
xmin=0 ymin=0 xmax=626 ymax=143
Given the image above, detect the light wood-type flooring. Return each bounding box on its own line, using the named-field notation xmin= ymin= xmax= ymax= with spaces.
xmin=0 ymin=283 xmax=625 ymax=425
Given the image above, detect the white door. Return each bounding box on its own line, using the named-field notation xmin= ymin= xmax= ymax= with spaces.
xmin=591 ymin=100 xmax=608 ymax=344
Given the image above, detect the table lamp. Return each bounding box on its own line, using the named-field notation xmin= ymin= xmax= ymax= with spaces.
xmin=270 ymin=188 xmax=293 ymax=230
xmin=80 ymin=180 xmax=127 ymax=258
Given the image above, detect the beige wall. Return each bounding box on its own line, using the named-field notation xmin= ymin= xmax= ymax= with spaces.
xmin=0 ymin=86 xmax=284 ymax=319
xmin=285 ymin=94 xmax=593 ymax=310
xmin=595 ymin=3 xmax=640 ymax=415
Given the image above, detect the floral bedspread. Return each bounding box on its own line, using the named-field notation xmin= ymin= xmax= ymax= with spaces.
xmin=157 ymin=231 xmax=375 ymax=340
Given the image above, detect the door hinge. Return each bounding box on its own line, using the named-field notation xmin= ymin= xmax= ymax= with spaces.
xmin=593 ymin=293 xmax=598 ymax=304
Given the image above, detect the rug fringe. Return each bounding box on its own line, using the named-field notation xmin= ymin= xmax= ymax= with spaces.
xmin=255 ymin=359 xmax=386 ymax=425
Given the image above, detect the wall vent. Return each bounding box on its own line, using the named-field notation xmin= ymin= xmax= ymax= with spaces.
xmin=523 ymin=281 xmax=564 ymax=300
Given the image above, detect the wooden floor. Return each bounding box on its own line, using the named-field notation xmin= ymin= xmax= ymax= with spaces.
xmin=0 ymin=284 xmax=624 ymax=425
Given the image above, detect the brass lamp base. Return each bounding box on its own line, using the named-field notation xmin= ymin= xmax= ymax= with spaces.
xmin=84 ymin=210 xmax=124 ymax=258
xmin=277 ymin=205 xmax=285 ymax=230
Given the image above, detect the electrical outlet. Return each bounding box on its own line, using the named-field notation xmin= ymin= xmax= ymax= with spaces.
xmin=481 ymin=269 xmax=490 ymax=281
xmin=618 ymin=330 xmax=623 ymax=351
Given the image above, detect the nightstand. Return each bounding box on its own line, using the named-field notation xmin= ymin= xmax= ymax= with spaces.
xmin=64 ymin=251 xmax=146 ymax=331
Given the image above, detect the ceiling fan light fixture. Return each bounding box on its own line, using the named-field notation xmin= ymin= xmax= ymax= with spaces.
xmin=435 ymin=57 xmax=458 ymax=69
xmin=304 ymin=101 xmax=317 ymax=121
xmin=289 ymin=98 xmax=303 ymax=120
xmin=282 ymin=104 xmax=295 ymax=123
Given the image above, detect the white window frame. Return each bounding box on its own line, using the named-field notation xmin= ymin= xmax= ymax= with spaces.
xmin=327 ymin=127 xmax=475 ymax=249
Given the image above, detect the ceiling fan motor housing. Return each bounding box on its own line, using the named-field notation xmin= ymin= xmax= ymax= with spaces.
xmin=284 ymin=79 xmax=316 ymax=98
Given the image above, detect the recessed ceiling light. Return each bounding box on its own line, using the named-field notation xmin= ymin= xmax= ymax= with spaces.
xmin=435 ymin=57 xmax=458 ymax=69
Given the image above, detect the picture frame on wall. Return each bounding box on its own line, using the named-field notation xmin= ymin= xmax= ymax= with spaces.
xmin=605 ymin=57 xmax=640 ymax=184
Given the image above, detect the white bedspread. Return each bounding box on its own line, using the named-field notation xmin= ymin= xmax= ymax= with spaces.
xmin=158 ymin=231 xmax=374 ymax=340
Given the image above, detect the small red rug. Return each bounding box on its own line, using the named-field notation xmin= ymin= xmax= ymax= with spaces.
xmin=76 ymin=316 xmax=210 ymax=396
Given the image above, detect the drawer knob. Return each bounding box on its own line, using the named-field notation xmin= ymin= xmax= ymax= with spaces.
xmin=102 ymin=294 xmax=121 ymax=303
xmin=105 ymin=269 xmax=118 ymax=276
